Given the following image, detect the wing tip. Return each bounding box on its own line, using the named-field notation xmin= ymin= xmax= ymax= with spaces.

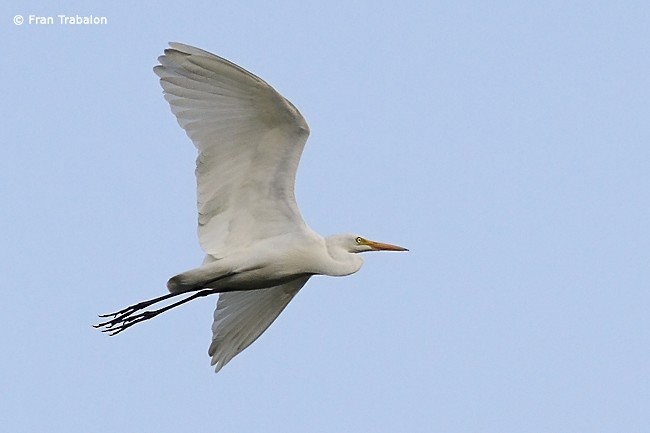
xmin=208 ymin=340 xmax=234 ymax=374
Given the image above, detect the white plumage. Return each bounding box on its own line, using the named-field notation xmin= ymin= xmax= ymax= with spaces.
xmin=155 ymin=43 xmax=309 ymax=259
xmin=96 ymin=43 xmax=407 ymax=373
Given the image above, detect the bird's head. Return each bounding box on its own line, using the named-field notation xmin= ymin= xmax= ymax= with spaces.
xmin=322 ymin=234 xmax=408 ymax=276
xmin=330 ymin=234 xmax=408 ymax=254
xmin=352 ymin=235 xmax=409 ymax=253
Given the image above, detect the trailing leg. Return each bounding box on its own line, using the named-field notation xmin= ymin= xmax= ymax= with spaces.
xmin=95 ymin=288 xmax=221 ymax=335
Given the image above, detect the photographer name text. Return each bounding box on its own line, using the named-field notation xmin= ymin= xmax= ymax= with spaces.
xmin=15 ymin=14 xmax=108 ymax=26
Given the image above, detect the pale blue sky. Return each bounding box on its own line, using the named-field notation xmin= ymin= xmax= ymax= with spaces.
xmin=2 ymin=1 xmax=649 ymax=432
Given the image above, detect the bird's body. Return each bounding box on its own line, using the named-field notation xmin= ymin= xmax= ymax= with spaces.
xmin=96 ymin=43 xmax=407 ymax=372
xmin=167 ymin=232 xmax=363 ymax=294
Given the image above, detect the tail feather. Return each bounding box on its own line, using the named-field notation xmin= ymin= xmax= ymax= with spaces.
xmin=166 ymin=256 xmax=231 ymax=294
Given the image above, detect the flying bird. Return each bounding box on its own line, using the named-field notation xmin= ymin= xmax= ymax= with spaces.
xmin=95 ymin=43 xmax=408 ymax=372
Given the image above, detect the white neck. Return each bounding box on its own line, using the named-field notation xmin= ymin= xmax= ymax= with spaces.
xmin=319 ymin=236 xmax=364 ymax=277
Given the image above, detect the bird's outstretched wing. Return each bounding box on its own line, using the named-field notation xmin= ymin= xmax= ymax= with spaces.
xmin=154 ymin=43 xmax=311 ymax=257
xmin=209 ymin=276 xmax=310 ymax=372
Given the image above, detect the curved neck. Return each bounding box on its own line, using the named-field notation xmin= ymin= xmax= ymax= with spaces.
xmin=320 ymin=238 xmax=363 ymax=277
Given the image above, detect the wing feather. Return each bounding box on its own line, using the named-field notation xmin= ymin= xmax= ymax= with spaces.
xmin=208 ymin=277 xmax=310 ymax=372
xmin=154 ymin=43 xmax=310 ymax=257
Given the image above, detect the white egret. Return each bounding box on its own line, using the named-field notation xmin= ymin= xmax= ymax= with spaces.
xmin=96 ymin=43 xmax=408 ymax=372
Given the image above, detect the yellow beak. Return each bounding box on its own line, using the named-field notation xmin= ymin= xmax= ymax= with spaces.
xmin=364 ymin=239 xmax=409 ymax=252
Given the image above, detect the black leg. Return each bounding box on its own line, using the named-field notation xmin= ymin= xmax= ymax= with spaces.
xmin=94 ymin=272 xmax=241 ymax=335
xmin=97 ymin=291 xmax=179 ymax=320
xmin=94 ymin=288 xmax=219 ymax=335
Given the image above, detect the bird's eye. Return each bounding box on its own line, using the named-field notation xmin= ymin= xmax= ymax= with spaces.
xmin=355 ymin=237 xmax=363 ymax=244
